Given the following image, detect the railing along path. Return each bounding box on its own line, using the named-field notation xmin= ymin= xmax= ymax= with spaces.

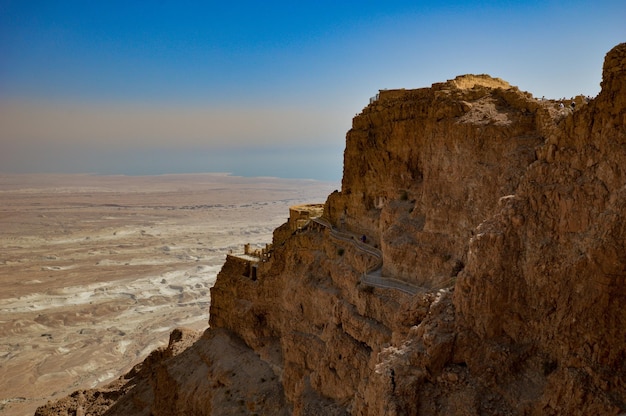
xmin=309 ymin=218 xmax=456 ymax=295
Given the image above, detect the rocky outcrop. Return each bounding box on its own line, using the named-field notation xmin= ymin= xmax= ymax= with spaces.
xmin=35 ymin=328 xmax=289 ymax=416
xmin=326 ymin=73 xmax=549 ymax=288
xmin=37 ymin=43 xmax=626 ymax=415
xmin=453 ymin=42 xmax=626 ymax=415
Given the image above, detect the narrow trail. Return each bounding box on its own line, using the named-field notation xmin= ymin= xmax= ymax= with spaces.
xmin=311 ymin=218 xmax=423 ymax=295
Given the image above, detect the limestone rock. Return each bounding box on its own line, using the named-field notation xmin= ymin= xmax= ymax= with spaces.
xmin=37 ymin=43 xmax=626 ymax=415
xmin=454 ymin=42 xmax=626 ymax=415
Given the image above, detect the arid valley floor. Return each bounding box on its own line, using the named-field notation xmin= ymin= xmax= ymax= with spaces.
xmin=0 ymin=173 xmax=336 ymax=416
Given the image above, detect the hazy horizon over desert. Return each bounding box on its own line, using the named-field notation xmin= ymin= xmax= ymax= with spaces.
xmin=0 ymin=173 xmax=337 ymax=416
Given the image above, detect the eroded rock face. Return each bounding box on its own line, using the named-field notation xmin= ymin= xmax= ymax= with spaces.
xmin=214 ymin=46 xmax=626 ymax=415
xmin=454 ymin=42 xmax=626 ymax=415
xmin=37 ymin=43 xmax=626 ymax=415
xmin=326 ymin=74 xmax=549 ymax=288
xmin=35 ymin=327 xmax=289 ymax=416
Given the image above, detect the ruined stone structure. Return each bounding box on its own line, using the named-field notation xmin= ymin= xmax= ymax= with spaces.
xmin=289 ymin=203 xmax=325 ymax=231
xmin=36 ymin=43 xmax=626 ymax=416
xmin=225 ymin=203 xmax=326 ymax=282
xmin=226 ymin=243 xmax=274 ymax=280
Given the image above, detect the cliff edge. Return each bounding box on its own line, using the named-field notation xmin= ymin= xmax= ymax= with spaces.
xmin=36 ymin=43 xmax=626 ymax=415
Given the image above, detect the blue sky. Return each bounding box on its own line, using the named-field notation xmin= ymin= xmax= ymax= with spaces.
xmin=1 ymin=1 xmax=624 ymax=181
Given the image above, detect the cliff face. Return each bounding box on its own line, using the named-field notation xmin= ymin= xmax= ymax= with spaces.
xmin=326 ymin=74 xmax=548 ymax=287
xmin=36 ymin=44 xmax=626 ymax=416
xmin=453 ymin=43 xmax=626 ymax=414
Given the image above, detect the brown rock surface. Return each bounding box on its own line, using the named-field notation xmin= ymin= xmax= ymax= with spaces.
xmin=35 ymin=327 xmax=289 ymax=416
xmin=327 ymin=72 xmax=546 ymax=288
xmin=37 ymin=43 xmax=626 ymax=415
xmin=453 ymin=42 xmax=626 ymax=415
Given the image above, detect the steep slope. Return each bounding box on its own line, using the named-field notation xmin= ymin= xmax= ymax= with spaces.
xmin=326 ymin=74 xmax=548 ymax=287
xmin=36 ymin=43 xmax=626 ymax=416
xmin=452 ymin=42 xmax=626 ymax=414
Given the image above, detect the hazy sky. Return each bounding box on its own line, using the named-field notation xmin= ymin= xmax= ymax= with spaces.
xmin=1 ymin=1 xmax=624 ymax=181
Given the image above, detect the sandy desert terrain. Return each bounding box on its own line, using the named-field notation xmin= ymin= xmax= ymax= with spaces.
xmin=0 ymin=173 xmax=336 ymax=416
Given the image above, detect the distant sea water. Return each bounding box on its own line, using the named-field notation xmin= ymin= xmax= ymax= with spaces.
xmin=2 ymin=145 xmax=344 ymax=183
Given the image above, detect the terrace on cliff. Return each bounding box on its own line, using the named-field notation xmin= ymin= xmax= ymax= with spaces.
xmin=224 ymin=204 xmax=324 ymax=281
xmin=230 ymin=202 xmax=432 ymax=295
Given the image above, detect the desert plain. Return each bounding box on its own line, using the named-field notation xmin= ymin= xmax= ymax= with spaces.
xmin=0 ymin=173 xmax=336 ymax=416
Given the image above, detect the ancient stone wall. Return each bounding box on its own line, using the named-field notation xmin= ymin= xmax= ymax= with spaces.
xmin=288 ymin=203 xmax=324 ymax=231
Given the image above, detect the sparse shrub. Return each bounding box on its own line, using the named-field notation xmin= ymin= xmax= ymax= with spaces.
xmin=400 ymin=190 xmax=408 ymax=201
xmin=337 ymin=248 xmax=345 ymax=256
xmin=358 ymin=282 xmax=374 ymax=293
xmin=542 ymin=359 xmax=558 ymax=375
xmin=451 ymin=260 xmax=465 ymax=276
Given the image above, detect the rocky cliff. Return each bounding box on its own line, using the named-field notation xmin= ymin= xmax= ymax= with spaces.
xmin=36 ymin=43 xmax=626 ymax=415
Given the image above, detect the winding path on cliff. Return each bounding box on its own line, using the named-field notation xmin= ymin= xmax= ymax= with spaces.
xmin=311 ymin=218 xmax=423 ymax=295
